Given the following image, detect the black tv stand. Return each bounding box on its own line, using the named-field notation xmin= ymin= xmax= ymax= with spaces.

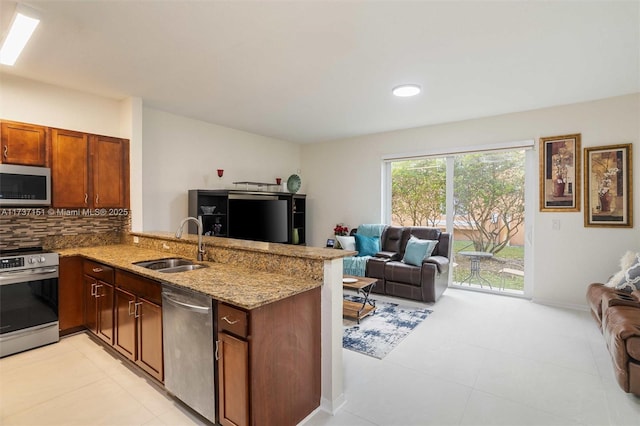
xmin=188 ymin=189 xmax=306 ymax=245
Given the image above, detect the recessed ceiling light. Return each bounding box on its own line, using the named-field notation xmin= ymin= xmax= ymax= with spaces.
xmin=392 ymin=84 xmax=421 ymax=97
xmin=0 ymin=5 xmax=41 ymax=66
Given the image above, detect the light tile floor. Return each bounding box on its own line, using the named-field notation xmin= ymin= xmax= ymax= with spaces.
xmin=1 ymin=288 xmax=639 ymax=425
xmin=0 ymin=332 xmax=207 ymax=425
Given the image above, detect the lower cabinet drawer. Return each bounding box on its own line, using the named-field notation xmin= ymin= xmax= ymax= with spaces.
xmin=218 ymin=303 xmax=248 ymax=338
xmin=83 ymin=260 xmax=114 ymax=283
xmin=115 ymin=270 xmax=162 ymax=305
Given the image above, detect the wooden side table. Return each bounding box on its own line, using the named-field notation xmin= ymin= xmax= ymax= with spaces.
xmin=343 ymin=275 xmax=377 ymax=323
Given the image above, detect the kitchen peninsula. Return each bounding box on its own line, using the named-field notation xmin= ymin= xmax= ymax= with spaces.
xmin=56 ymin=232 xmax=353 ymax=426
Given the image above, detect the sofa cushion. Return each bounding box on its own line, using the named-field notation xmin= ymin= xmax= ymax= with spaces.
xmin=355 ymin=234 xmax=380 ymax=257
xmin=336 ymin=235 xmax=356 ymax=251
xmin=402 ymin=236 xmax=438 ymax=266
xmin=384 ymin=261 xmax=422 ymax=286
xmin=380 ymin=226 xmax=405 ymax=254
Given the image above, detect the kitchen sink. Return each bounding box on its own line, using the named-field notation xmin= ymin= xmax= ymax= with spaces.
xmin=133 ymin=258 xmax=207 ymax=273
xmin=156 ymin=264 xmax=207 ymax=273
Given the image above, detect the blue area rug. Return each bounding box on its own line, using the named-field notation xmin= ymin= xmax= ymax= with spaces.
xmin=343 ymin=295 xmax=432 ymax=359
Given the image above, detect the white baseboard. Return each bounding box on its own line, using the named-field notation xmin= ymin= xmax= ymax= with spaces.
xmin=532 ymin=297 xmax=589 ymax=312
xmin=320 ymin=393 xmax=346 ymax=415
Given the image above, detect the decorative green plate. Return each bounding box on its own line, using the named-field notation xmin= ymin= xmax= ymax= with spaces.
xmin=287 ymin=174 xmax=301 ymax=193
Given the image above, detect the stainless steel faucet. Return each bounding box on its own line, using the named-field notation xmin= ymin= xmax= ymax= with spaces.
xmin=175 ymin=216 xmax=205 ymax=261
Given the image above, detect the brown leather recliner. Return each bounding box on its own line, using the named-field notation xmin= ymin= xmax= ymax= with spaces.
xmin=365 ymin=226 xmax=452 ymax=303
xmin=586 ymin=283 xmax=640 ymax=395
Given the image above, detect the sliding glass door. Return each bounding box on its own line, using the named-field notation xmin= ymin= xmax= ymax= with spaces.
xmin=385 ymin=146 xmax=531 ymax=296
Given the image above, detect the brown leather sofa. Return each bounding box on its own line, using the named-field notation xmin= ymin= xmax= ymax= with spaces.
xmin=362 ymin=226 xmax=452 ymax=303
xmin=586 ymin=283 xmax=640 ymax=395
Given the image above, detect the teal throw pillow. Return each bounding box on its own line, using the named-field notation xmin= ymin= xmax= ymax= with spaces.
xmin=402 ymin=236 xmax=438 ymax=266
xmin=354 ymin=234 xmax=380 ymax=257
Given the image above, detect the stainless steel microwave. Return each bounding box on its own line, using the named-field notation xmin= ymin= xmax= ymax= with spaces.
xmin=0 ymin=164 xmax=51 ymax=206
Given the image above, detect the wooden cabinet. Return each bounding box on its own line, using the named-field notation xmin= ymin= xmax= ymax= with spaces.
xmin=114 ymin=287 xmax=137 ymax=360
xmin=217 ymin=287 xmax=321 ymax=426
xmin=91 ymin=135 xmax=129 ymax=208
xmin=83 ymin=260 xmax=115 ymax=345
xmin=51 ymin=128 xmax=129 ymax=208
xmin=61 ymin=257 xmax=163 ymax=383
xmin=137 ymin=298 xmax=163 ymax=381
xmin=0 ymin=120 xmax=47 ymax=166
xmin=218 ymin=332 xmax=249 ymax=426
xmin=58 ymin=256 xmax=84 ymax=335
xmin=114 ymin=270 xmax=163 ymax=382
xmin=51 ymin=128 xmax=89 ymax=208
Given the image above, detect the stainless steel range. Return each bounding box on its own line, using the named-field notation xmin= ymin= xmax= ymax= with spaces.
xmin=0 ymin=247 xmax=59 ymax=357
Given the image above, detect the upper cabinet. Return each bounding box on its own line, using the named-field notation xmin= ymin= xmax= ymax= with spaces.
xmin=0 ymin=120 xmax=48 ymax=166
xmin=91 ymin=135 xmax=129 ymax=208
xmin=51 ymin=128 xmax=129 ymax=209
xmin=51 ymin=128 xmax=90 ymax=208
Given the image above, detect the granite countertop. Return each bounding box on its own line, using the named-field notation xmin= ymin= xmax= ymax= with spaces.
xmin=57 ymin=245 xmax=323 ymax=310
xmin=131 ymin=231 xmax=354 ymax=260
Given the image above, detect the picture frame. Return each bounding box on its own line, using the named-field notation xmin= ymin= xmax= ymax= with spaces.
xmin=584 ymin=143 xmax=633 ymax=227
xmin=326 ymin=238 xmax=335 ymax=248
xmin=539 ymin=134 xmax=581 ymax=212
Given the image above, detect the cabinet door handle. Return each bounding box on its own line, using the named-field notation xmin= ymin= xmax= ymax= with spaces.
xmin=84 ymin=193 xmax=88 ymax=205
xmin=95 ymin=194 xmax=99 ymax=205
xmin=95 ymin=284 xmax=103 ymax=298
xmin=3 ymin=146 xmax=7 ymax=159
xmin=92 ymin=267 xmax=103 ymax=273
xmin=221 ymin=316 xmax=239 ymax=325
xmin=128 ymin=300 xmax=135 ymax=316
xmin=215 ymin=340 xmax=219 ymax=361
xmin=134 ymin=302 xmax=142 ymax=318
xmin=90 ymin=283 xmax=96 ymax=297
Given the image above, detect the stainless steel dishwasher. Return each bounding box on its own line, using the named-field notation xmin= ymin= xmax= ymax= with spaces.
xmin=162 ymin=284 xmax=216 ymax=424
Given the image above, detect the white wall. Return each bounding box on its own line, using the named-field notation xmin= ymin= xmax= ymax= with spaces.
xmin=0 ymin=74 xmax=126 ymax=137
xmin=302 ymin=93 xmax=640 ymax=309
xmin=141 ymin=107 xmax=302 ymax=232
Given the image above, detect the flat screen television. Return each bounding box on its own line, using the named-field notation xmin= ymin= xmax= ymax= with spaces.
xmin=228 ymin=198 xmax=288 ymax=243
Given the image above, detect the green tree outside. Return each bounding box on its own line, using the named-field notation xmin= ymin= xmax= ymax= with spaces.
xmin=453 ymin=151 xmax=525 ymax=254
xmin=391 ymin=158 xmax=446 ymax=227
xmin=391 ymin=151 xmax=525 ymax=256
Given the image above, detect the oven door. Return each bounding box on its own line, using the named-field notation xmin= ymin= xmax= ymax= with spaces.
xmin=0 ymin=267 xmax=59 ymax=336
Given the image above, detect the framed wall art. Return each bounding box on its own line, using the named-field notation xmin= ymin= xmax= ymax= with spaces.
xmin=584 ymin=143 xmax=633 ymax=227
xmin=539 ymin=134 xmax=581 ymax=212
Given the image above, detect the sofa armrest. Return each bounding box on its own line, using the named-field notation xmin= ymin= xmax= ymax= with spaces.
xmin=603 ymin=290 xmax=640 ymax=310
xmin=375 ymin=251 xmax=400 ymax=261
xmin=424 ymin=256 xmax=449 ymax=274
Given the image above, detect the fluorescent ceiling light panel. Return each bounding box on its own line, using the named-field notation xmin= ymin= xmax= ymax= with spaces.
xmin=0 ymin=8 xmax=40 ymax=66
xmin=392 ymin=84 xmax=421 ymax=97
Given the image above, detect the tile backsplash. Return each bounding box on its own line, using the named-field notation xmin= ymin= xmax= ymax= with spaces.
xmin=0 ymin=213 xmax=130 ymax=250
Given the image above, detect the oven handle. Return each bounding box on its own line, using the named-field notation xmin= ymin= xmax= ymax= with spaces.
xmin=0 ymin=268 xmax=59 ymax=285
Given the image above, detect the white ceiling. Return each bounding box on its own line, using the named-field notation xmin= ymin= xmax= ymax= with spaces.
xmin=1 ymin=0 xmax=638 ymax=144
